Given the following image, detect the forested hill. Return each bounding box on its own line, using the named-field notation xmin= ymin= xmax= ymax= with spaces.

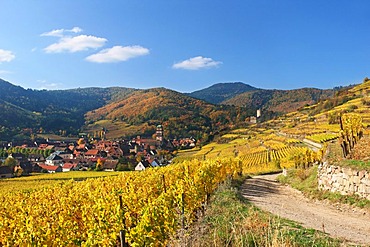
xmin=188 ymin=82 xmax=336 ymax=115
xmin=84 ymin=87 xmax=252 ymax=140
xmin=188 ymin=82 xmax=258 ymax=104
xmin=223 ymin=88 xmax=336 ymax=114
xmin=0 ymin=78 xmax=350 ymax=141
xmin=0 ymin=78 xmax=136 ymax=140
xmin=0 ymin=79 xmax=136 ymax=113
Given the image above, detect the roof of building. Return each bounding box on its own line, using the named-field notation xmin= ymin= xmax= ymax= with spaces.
xmin=39 ymin=164 xmax=61 ymax=171
xmin=46 ymin=154 xmax=63 ymax=161
xmin=85 ymin=149 xmax=99 ymax=156
xmin=138 ymin=160 xmax=151 ymax=168
xmin=103 ymin=159 xmax=119 ymax=170
xmin=62 ymin=163 xmax=76 ymax=169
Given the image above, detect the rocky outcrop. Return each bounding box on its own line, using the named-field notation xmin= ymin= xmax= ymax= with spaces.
xmin=318 ymin=162 xmax=370 ymax=200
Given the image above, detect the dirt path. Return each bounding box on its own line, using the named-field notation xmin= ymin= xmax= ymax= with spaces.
xmin=240 ymin=173 xmax=370 ymax=246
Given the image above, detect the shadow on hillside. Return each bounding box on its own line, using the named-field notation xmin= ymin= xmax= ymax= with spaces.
xmin=240 ymin=177 xmax=280 ymax=198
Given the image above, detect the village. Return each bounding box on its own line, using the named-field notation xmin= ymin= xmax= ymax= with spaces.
xmin=0 ymin=125 xmax=196 ymax=178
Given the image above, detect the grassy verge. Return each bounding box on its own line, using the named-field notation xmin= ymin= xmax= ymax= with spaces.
xmin=278 ymin=166 xmax=370 ymax=209
xmin=181 ymin=176 xmax=342 ymax=247
xmin=340 ymin=160 xmax=370 ymax=172
xmin=325 ymin=141 xmax=370 ymax=172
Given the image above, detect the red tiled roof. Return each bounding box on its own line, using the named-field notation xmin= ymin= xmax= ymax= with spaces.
xmin=77 ymin=144 xmax=85 ymax=150
xmin=39 ymin=164 xmax=61 ymax=171
xmin=63 ymin=163 xmax=76 ymax=169
xmin=38 ymin=144 xmax=48 ymax=149
xmin=85 ymin=149 xmax=99 ymax=156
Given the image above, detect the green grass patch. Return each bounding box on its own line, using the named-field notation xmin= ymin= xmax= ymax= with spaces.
xmin=184 ymin=177 xmax=342 ymax=246
xmin=340 ymin=160 xmax=370 ymax=172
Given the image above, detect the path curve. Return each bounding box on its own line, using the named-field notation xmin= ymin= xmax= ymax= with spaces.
xmin=240 ymin=173 xmax=370 ymax=245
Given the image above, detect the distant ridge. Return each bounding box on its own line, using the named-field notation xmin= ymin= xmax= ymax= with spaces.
xmin=188 ymin=81 xmax=335 ymax=115
xmin=0 ymin=77 xmax=354 ymax=141
xmin=188 ymin=82 xmax=257 ymax=104
xmin=223 ymin=87 xmax=335 ymax=114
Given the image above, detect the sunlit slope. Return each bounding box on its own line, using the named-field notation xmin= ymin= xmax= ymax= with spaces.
xmin=84 ymin=87 xmax=249 ymax=139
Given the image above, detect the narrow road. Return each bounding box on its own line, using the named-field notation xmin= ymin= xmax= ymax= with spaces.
xmin=240 ymin=173 xmax=370 ymax=246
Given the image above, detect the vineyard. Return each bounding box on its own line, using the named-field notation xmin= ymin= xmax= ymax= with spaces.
xmin=0 ymin=158 xmax=246 ymax=246
xmin=185 ymin=130 xmax=323 ymax=172
xmin=0 ymin=171 xmax=120 ymax=194
xmin=305 ymin=133 xmax=338 ymax=143
xmin=1 ymin=80 xmax=370 ymax=246
xmin=0 ymin=145 xmax=323 ymax=246
xmin=1 ymin=110 xmax=362 ymax=246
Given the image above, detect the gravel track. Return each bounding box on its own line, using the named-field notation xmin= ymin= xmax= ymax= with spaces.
xmin=241 ymin=173 xmax=370 ymax=246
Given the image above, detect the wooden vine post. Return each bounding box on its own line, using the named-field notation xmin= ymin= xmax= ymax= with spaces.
xmin=119 ymin=195 xmax=127 ymax=247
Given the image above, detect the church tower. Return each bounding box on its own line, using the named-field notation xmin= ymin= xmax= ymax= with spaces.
xmin=156 ymin=125 xmax=163 ymax=142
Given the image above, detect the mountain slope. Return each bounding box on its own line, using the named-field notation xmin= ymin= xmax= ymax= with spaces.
xmin=85 ymin=87 xmax=251 ymax=139
xmin=223 ymin=88 xmax=335 ymax=114
xmin=188 ymin=82 xmax=257 ymax=104
xmin=0 ymin=78 xmax=137 ymax=138
xmin=0 ymin=78 xmax=355 ymax=141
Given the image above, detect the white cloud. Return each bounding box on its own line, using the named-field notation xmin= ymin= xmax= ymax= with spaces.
xmin=41 ymin=27 xmax=83 ymax=37
xmin=0 ymin=49 xmax=15 ymax=63
xmin=0 ymin=70 xmax=12 ymax=74
xmin=86 ymin=45 xmax=149 ymax=63
xmin=172 ymin=56 xmax=222 ymax=70
xmin=70 ymin=27 xmax=83 ymax=33
xmin=44 ymin=35 xmax=107 ymax=53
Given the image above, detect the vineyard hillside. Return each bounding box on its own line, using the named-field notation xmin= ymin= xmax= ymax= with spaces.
xmin=266 ymin=78 xmax=370 ymax=140
xmin=1 ymin=80 xmax=370 ymax=246
xmin=177 ymin=79 xmax=370 ymax=176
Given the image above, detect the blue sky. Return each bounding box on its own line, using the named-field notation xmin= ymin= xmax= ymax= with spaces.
xmin=0 ymin=1 xmax=370 ymax=92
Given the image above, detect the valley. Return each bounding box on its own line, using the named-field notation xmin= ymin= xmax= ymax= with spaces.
xmin=0 ymin=78 xmax=369 ymax=246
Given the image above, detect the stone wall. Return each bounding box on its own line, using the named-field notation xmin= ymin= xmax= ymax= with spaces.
xmin=317 ymin=162 xmax=370 ymax=200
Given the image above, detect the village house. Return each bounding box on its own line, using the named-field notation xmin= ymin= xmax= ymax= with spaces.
xmin=38 ymin=144 xmax=55 ymax=150
xmin=45 ymin=153 xmax=64 ymax=166
xmin=28 ymin=153 xmax=45 ymax=163
xmin=62 ymin=163 xmax=76 ymax=172
xmin=103 ymin=159 xmax=119 ymax=171
xmin=105 ymin=146 xmax=123 ymax=158
xmin=39 ymin=164 xmax=62 ymax=173
xmin=73 ymin=150 xmax=82 ymax=158
xmin=54 ymin=150 xmax=74 ymax=160
xmin=135 ymin=160 xmax=151 ymax=171
xmin=95 ymin=140 xmax=113 ymax=151
xmin=53 ymin=142 xmax=68 ymax=152
xmin=84 ymin=149 xmax=100 ymax=159
xmin=147 ymin=158 xmax=160 ymax=167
